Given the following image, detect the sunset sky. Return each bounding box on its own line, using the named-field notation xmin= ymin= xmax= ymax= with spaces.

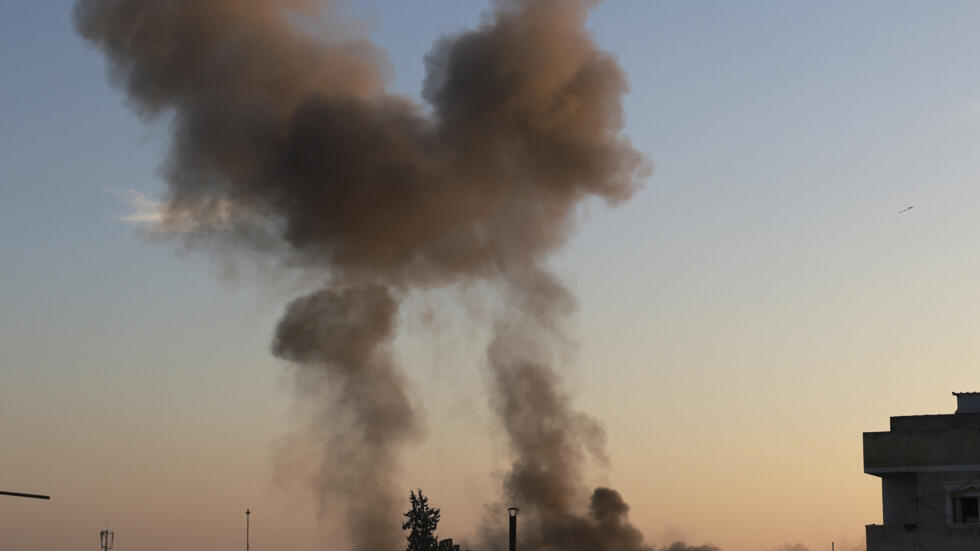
xmin=4 ymin=1 xmax=980 ymax=550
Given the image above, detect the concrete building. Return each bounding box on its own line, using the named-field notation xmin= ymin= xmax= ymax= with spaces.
xmin=864 ymin=392 xmax=980 ymax=550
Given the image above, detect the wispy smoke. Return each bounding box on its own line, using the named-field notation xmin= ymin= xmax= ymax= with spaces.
xmin=75 ymin=0 xmax=649 ymax=549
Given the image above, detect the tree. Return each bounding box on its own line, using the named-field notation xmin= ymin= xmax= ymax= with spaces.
xmin=402 ymin=489 xmax=441 ymax=551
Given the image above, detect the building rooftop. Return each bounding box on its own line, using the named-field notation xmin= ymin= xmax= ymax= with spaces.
xmin=864 ymin=393 xmax=980 ymax=474
xmin=890 ymin=413 xmax=980 ymax=432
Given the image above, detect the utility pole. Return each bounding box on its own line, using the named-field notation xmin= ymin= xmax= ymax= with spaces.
xmin=245 ymin=508 xmax=251 ymax=551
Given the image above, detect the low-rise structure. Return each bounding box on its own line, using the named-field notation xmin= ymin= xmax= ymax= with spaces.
xmin=438 ymin=537 xmax=467 ymax=551
xmin=864 ymin=392 xmax=980 ymax=550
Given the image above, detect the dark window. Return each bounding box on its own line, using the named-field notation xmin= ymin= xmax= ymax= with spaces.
xmin=954 ymin=497 xmax=980 ymax=524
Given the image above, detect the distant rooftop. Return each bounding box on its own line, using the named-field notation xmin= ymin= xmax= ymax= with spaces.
xmin=883 ymin=392 xmax=980 ymax=431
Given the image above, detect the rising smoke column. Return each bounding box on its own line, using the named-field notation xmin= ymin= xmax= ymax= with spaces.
xmin=482 ymin=268 xmax=654 ymax=551
xmin=272 ymin=284 xmax=417 ymax=549
xmin=74 ymin=0 xmax=649 ymax=549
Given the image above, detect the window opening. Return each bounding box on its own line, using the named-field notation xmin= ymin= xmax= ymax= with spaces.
xmin=954 ymin=496 xmax=980 ymax=524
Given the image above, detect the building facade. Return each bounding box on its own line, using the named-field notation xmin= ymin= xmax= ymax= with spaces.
xmin=864 ymin=392 xmax=980 ymax=550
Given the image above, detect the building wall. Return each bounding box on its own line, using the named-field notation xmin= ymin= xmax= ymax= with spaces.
xmin=881 ymin=473 xmax=916 ymax=525
xmin=916 ymin=471 xmax=952 ymax=529
xmin=864 ymin=396 xmax=980 ymax=551
xmin=867 ymin=524 xmax=980 ymax=551
xmin=910 ymin=471 xmax=980 ymax=529
xmin=864 ymin=429 xmax=980 ymax=470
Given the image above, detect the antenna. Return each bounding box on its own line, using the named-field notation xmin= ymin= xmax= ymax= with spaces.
xmin=0 ymin=490 xmax=50 ymax=500
xmin=245 ymin=508 xmax=251 ymax=551
xmin=100 ymin=528 xmax=114 ymax=551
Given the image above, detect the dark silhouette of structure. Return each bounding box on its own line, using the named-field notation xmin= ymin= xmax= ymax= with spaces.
xmin=865 ymin=392 xmax=980 ymax=550
xmin=437 ymin=538 xmax=464 ymax=551
xmin=100 ymin=528 xmax=114 ymax=551
xmin=508 ymin=507 xmax=519 ymax=551
xmin=245 ymin=508 xmax=251 ymax=551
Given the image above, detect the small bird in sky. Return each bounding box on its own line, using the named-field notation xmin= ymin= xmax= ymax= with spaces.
xmin=898 ymin=206 xmax=913 ymax=214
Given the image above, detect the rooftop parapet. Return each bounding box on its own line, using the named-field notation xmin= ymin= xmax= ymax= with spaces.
xmin=891 ymin=413 xmax=980 ymax=432
xmin=864 ymin=429 xmax=980 ymax=474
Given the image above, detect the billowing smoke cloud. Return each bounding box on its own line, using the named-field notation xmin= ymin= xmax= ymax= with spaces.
xmin=74 ymin=0 xmax=649 ymax=549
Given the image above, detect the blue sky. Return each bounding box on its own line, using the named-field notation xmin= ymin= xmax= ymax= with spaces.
xmin=4 ymin=2 xmax=980 ymax=550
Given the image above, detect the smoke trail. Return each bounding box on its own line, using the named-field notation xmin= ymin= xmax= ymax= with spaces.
xmin=74 ymin=0 xmax=648 ymax=549
xmin=272 ymin=284 xmax=417 ymax=549
xmin=479 ymin=268 xmax=655 ymax=551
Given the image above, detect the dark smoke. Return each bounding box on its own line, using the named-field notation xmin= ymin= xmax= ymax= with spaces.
xmin=272 ymin=284 xmax=417 ymax=549
xmin=74 ymin=0 xmax=648 ymax=550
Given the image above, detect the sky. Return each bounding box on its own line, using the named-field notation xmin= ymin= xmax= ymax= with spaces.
xmin=3 ymin=1 xmax=980 ymax=550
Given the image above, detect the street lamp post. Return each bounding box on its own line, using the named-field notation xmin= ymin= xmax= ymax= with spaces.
xmin=508 ymin=507 xmax=519 ymax=551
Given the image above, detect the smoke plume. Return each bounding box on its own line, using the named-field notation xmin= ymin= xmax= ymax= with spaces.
xmin=272 ymin=284 xmax=416 ymax=549
xmin=75 ymin=0 xmax=649 ymax=549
